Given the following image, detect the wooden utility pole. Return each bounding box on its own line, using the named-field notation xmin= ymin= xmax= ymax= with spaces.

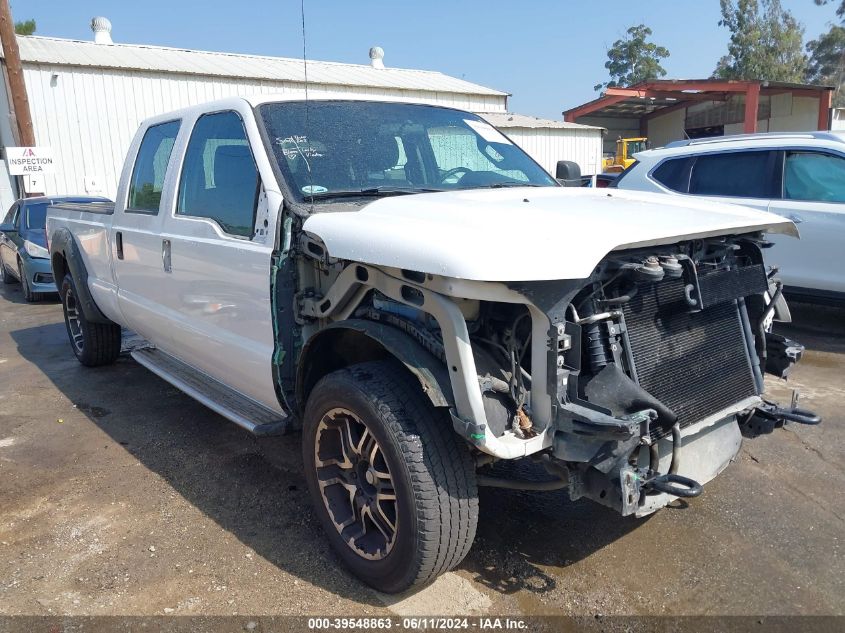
xmin=0 ymin=0 xmax=35 ymax=147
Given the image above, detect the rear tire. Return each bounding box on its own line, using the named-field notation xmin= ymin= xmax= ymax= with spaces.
xmin=18 ymin=259 xmax=37 ymax=302
xmin=60 ymin=274 xmax=121 ymax=366
xmin=303 ymin=360 xmax=478 ymax=593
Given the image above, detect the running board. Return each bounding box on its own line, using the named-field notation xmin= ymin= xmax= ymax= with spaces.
xmin=131 ymin=347 xmax=289 ymax=436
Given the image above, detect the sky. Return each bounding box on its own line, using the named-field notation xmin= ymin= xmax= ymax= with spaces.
xmin=15 ymin=0 xmax=843 ymax=120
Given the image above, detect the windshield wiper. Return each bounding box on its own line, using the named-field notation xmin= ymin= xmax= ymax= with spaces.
xmin=305 ymin=186 xmax=445 ymax=201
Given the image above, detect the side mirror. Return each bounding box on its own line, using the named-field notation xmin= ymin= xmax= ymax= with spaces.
xmin=555 ymin=160 xmax=582 ymax=187
xmin=0 ymin=222 xmax=16 ymax=233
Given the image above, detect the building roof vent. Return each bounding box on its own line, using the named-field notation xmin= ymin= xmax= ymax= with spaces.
xmin=91 ymin=17 xmax=113 ymax=45
xmin=369 ymin=46 xmax=385 ymax=69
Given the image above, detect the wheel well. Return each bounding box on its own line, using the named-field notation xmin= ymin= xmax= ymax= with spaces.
xmin=52 ymin=252 xmax=68 ymax=287
xmin=296 ymin=323 xmax=453 ymax=415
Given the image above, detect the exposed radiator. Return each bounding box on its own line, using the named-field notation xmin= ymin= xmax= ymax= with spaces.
xmin=622 ymin=277 xmax=758 ymax=438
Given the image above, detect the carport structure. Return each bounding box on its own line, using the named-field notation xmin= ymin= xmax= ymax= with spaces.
xmin=564 ymin=79 xmax=835 ymax=151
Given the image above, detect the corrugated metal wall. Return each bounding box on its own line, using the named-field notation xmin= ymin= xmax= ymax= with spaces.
xmin=500 ymin=126 xmax=603 ymax=176
xmin=22 ymin=63 xmax=508 ymax=199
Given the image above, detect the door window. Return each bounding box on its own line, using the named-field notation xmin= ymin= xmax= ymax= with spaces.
xmin=127 ymin=120 xmax=181 ymax=213
xmin=783 ymin=151 xmax=845 ymax=203
xmin=177 ymin=111 xmax=259 ymax=239
xmin=24 ymin=202 xmax=50 ymax=230
xmin=688 ymin=151 xmax=771 ymax=198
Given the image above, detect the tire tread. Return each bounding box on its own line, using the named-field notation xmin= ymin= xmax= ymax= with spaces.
xmin=307 ymin=361 xmax=478 ymax=592
xmin=60 ymin=275 xmax=121 ymax=367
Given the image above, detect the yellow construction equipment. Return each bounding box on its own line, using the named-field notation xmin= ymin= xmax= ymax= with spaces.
xmin=603 ymin=137 xmax=648 ymax=173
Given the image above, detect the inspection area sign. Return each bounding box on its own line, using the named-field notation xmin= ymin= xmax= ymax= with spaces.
xmin=6 ymin=147 xmax=55 ymax=175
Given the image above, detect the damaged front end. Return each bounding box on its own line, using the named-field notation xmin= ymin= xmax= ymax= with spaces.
xmin=506 ymin=234 xmax=821 ymax=516
xmin=292 ymin=225 xmax=820 ymax=519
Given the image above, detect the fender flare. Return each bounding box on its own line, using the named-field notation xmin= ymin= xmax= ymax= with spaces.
xmin=49 ymin=227 xmax=111 ymax=324
xmin=295 ymin=318 xmax=455 ymax=415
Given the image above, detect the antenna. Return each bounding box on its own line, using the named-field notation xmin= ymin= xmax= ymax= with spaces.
xmin=300 ymin=0 xmax=314 ymax=209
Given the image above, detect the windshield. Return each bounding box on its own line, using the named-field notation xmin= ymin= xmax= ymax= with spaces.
xmin=24 ymin=203 xmax=49 ymax=230
xmin=627 ymin=140 xmax=647 ymax=154
xmin=259 ymin=101 xmax=557 ymax=202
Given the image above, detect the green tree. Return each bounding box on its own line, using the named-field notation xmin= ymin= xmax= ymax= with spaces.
xmin=594 ymin=25 xmax=670 ymax=91
xmin=814 ymin=0 xmax=845 ymax=22
xmin=714 ymin=0 xmax=807 ymax=81
xmin=14 ymin=19 xmax=36 ymax=36
xmin=806 ymin=25 xmax=845 ymax=105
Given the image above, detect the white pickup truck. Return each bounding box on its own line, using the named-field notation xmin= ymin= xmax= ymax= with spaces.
xmin=47 ymin=95 xmax=819 ymax=593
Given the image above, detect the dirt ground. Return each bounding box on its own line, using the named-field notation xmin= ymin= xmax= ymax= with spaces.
xmin=1 ymin=282 xmax=843 ymax=618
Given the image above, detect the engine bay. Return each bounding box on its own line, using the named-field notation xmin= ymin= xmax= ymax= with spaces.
xmin=288 ymin=228 xmax=820 ymax=516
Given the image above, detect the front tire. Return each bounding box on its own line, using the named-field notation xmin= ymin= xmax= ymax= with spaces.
xmin=303 ymin=361 xmax=479 ymax=593
xmin=60 ymin=274 xmax=121 ymax=366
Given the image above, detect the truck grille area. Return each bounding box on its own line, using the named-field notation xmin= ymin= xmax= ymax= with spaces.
xmin=622 ymin=278 xmax=758 ymax=439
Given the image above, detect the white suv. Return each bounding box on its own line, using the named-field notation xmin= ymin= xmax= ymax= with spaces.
xmin=615 ymin=131 xmax=845 ymax=302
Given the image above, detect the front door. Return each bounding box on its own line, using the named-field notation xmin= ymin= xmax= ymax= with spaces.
xmin=766 ymin=150 xmax=845 ymax=294
xmin=158 ymin=110 xmax=279 ymax=411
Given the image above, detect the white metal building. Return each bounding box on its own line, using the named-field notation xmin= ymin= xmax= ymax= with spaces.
xmin=480 ymin=112 xmax=602 ymax=176
xmin=832 ymin=107 xmax=845 ymax=130
xmin=0 ymin=19 xmax=603 ymax=210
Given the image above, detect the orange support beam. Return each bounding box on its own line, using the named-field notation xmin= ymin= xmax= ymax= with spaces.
xmin=744 ymin=83 xmax=760 ymax=133
xmin=641 ymin=79 xmax=753 ymax=93
xmin=818 ymin=89 xmax=833 ymax=131
xmin=563 ymin=94 xmax=630 ymax=122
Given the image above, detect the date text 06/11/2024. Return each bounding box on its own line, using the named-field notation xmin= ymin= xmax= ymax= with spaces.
xmin=306 ymin=618 xmax=528 ymax=630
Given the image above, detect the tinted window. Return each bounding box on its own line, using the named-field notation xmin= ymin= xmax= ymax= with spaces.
xmin=689 ymin=151 xmax=771 ymax=198
xmin=127 ymin=120 xmax=180 ymax=213
xmin=651 ymin=158 xmax=692 ymax=192
xmin=24 ymin=202 xmax=49 ymax=230
xmin=784 ymin=151 xmax=845 ymax=203
xmin=177 ymin=111 xmax=258 ymax=238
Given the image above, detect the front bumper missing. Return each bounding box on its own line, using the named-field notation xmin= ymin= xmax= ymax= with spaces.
xmin=554 ymin=391 xmax=822 ymax=517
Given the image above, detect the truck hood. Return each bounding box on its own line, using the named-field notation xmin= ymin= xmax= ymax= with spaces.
xmin=302 ymin=187 xmax=797 ymax=281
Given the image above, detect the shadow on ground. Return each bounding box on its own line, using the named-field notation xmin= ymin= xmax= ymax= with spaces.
xmin=0 ymin=278 xmax=60 ymax=306
xmin=464 ymin=465 xmax=649 ymax=596
xmin=5 ymin=287 xmax=708 ymax=600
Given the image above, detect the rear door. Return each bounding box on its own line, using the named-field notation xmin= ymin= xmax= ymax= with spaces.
xmin=157 ymin=108 xmax=281 ymax=411
xmin=766 ymin=150 xmax=845 ymax=294
xmin=111 ymin=119 xmax=181 ymax=345
xmin=684 ymin=149 xmax=777 ymax=215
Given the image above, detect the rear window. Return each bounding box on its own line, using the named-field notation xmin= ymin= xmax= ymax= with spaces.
xmin=24 ymin=202 xmax=49 ymax=230
xmin=650 ymin=158 xmax=692 ymax=192
xmin=688 ymin=151 xmax=771 ymax=198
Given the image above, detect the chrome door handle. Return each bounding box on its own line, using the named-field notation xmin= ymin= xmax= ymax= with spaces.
xmin=788 ymin=213 xmax=804 ymax=224
xmin=162 ymin=239 xmax=171 ymax=273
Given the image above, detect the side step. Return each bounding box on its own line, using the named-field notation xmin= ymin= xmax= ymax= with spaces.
xmin=131 ymin=347 xmax=289 ymax=437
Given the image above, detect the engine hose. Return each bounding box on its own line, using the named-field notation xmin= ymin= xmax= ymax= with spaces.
xmin=648 ymin=442 xmax=659 ymax=475
xmin=669 ymin=423 xmax=682 ymax=475
xmin=584 ymin=321 xmax=611 ymax=372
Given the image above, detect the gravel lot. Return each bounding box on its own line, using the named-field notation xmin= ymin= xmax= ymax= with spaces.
xmin=0 ymin=282 xmax=843 ymax=618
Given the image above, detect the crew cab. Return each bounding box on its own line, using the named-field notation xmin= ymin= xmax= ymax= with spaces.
xmin=47 ymin=96 xmax=819 ymax=593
